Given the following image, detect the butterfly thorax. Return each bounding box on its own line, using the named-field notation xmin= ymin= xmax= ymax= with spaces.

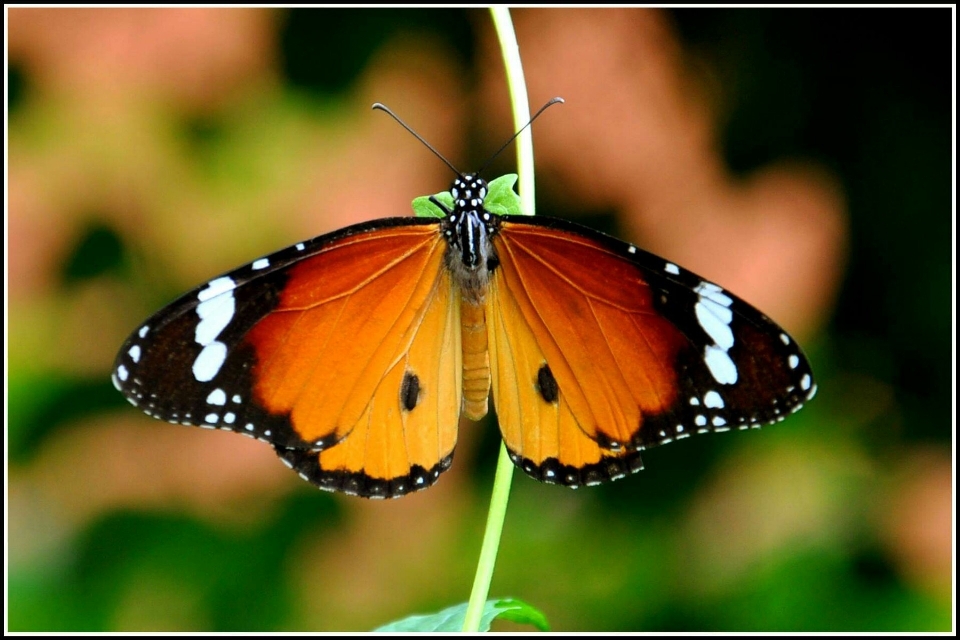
xmin=441 ymin=175 xmax=499 ymax=306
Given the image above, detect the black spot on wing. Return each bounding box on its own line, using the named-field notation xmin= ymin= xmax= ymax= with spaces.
xmin=536 ymin=363 xmax=559 ymax=404
xmin=400 ymin=372 xmax=420 ymax=412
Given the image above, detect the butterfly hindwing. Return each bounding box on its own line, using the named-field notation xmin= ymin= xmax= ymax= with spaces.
xmin=487 ymin=267 xmax=645 ymax=487
xmin=113 ymin=217 xmax=464 ymax=497
xmin=275 ymin=264 xmax=462 ymax=497
xmin=488 ymin=216 xmax=815 ymax=483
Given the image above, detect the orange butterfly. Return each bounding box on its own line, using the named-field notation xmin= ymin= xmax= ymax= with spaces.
xmin=113 ymin=120 xmax=815 ymax=499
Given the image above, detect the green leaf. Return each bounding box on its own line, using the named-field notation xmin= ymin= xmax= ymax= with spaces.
xmin=411 ymin=174 xmax=522 ymax=219
xmin=374 ymin=597 xmax=549 ymax=632
xmin=413 ymin=191 xmax=454 ymax=218
xmin=484 ymin=174 xmax=522 ymax=216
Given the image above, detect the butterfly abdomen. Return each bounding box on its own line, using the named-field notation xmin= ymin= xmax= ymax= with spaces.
xmin=460 ymin=299 xmax=491 ymax=420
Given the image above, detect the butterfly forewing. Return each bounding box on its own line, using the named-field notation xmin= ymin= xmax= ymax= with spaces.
xmin=245 ymin=223 xmax=447 ymax=445
xmin=488 ymin=216 xmax=815 ymax=481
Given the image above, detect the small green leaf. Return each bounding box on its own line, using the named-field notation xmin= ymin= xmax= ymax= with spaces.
xmin=413 ymin=192 xmax=454 ymax=218
xmin=487 ymin=598 xmax=550 ymax=631
xmin=484 ymin=174 xmax=522 ymax=216
xmin=374 ymin=597 xmax=549 ymax=632
xmin=411 ymin=174 xmax=522 ymax=219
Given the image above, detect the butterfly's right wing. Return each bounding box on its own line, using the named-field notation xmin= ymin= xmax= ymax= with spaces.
xmin=487 ymin=216 xmax=815 ymax=487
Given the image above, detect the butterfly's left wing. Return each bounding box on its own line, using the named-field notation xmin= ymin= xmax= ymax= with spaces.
xmin=487 ymin=216 xmax=815 ymax=487
xmin=112 ymin=218 xmax=463 ymax=498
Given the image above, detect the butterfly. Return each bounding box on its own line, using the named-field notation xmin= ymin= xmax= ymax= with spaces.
xmin=112 ymin=110 xmax=816 ymax=499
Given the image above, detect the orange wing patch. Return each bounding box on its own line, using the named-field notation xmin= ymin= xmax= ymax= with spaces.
xmin=277 ymin=267 xmax=461 ymax=497
xmin=486 ymin=263 xmax=644 ymax=487
xmin=491 ymin=221 xmax=687 ymax=457
xmin=248 ymin=226 xmax=445 ymax=445
xmin=248 ymin=226 xmax=462 ymax=497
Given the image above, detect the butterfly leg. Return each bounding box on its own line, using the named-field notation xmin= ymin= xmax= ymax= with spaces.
xmin=429 ymin=195 xmax=453 ymax=216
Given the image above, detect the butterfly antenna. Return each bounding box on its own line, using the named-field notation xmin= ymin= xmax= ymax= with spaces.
xmin=476 ymin=96 xmax=564 ymax=177
xmin=372 ymin=103 xmax=463 ymax=179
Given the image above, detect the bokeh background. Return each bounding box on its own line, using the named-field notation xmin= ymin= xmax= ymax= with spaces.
xmin=6 ymin=7 xmax=953 ymax=632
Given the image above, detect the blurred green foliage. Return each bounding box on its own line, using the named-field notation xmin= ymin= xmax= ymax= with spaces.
xmin=374 ymin=598 xmax=550 ymax=631
xmin=10 ymin=495 xmax=341 ymax=631
xmin=7 ymin=8 xmax=952 ymax=632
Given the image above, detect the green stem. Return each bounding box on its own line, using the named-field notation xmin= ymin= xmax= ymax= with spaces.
xmin=490 ymin=8 xmax=536 ymax=217
xmin=461 ymin=7 xmax=535 ymax=633
xmin=461 ymin=444 xmax=517 ymax=632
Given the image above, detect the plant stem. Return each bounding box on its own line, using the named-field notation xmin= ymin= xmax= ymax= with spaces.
xmin=490 ymin=8 xmax=536 ymax=218
xmin=461 ymin=7 xmax=535 ymax=633
xmin=461 ymin=444 xmax=517 ymax=632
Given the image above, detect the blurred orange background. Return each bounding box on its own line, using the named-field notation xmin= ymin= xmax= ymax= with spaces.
xmin=7 ymin=7 xmax=953 ymax=631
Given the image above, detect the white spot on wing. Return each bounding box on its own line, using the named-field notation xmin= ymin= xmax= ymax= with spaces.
xmin=252 ymin=258 xmax=270 ymax=270
xmin=128 ymin=345 xmax=141 ymax=363
xmin=296 ymin=243 xmax=305 ymax=251
xmin=139 ymin=325 xmax=150 ymax=338
xmin=191 ymin=278 xmax=236 ymax=382
xmin=695 ymin=281 xmax=733 ymax=306
xmin=628 ymin=245 xmax=637 ymax=254
xmin=695 ymin=281 xmax=738 ymax=385
xmin=198 ymin=277 xmax=236 ymax=302
xmin=195 ymin=293 xmax=235 ymax=346
xmin=704 ymin=345 xmax=738 ymax=384
xmin=703 ymin=390 xmax=724 ymax=409
xmin=801 ymin=374 xmax=812 ymax=391
xmin=206 ymin=388 xmax=227 ymax=405
xmin=665 ymin=262 xmax=680 ymax=275
xmin=789 ymin=354 xmax=800 ymax=369
xmin=117 ymin=365 xmax=129 ymax=381
xmin=193 ymin=342 xmax=227 ymax=382
xmin=204 ymin=413 xmax=219 ymax=424
xmin=695 ymin=299 xmax=734 ymax=349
